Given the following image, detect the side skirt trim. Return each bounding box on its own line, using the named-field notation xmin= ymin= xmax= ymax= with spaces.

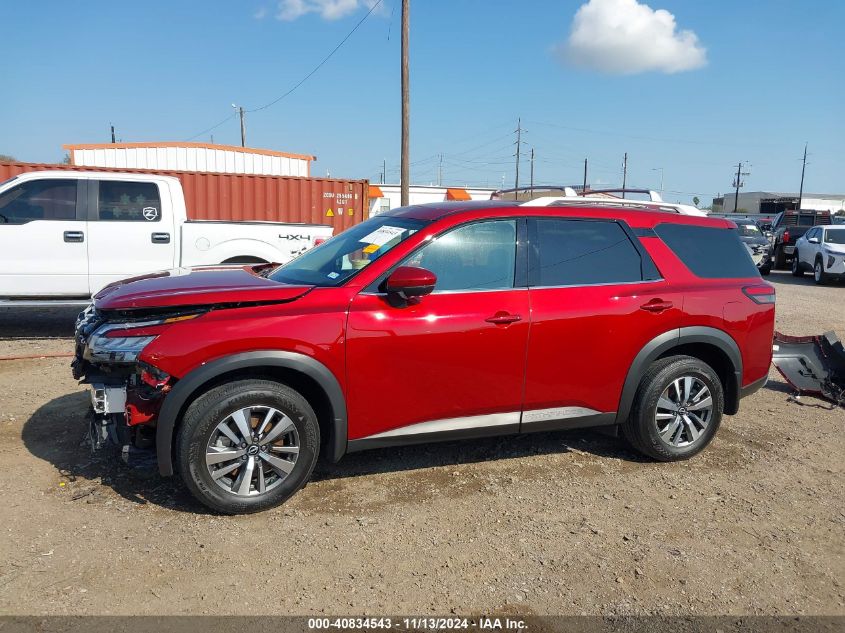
xmin=346 ymin=409 xmax=617 ymax=454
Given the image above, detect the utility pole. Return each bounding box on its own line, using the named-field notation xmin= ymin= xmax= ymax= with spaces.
xmin=400 ymin=0 xmax=410 ymax=206
xmin=582 ymin=158 xmax=588 ymax=192
xmin=514 ymin=118 xmax=522 ymax=192
xmin=798 ymin=142 xmax=808 ymax=211
xmin=732 ymin=162 xmax=751 ymax=212
xmin=110 ymin=124 xmax=116 ymax=144
xmin=622 ymin=152 xmax=627 ymax=196
xmin=382 ymin=158 xmax=386 ymax=184
xmin=232 ymin=104 xmax=246 ymax=147
xmin=438 ymin=154 xmax=443 ymax=187
xmin=530 ymin=147 xmax=535 ymax=190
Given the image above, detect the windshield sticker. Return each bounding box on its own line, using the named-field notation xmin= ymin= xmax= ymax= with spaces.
xmin=359 ymin=225 xmax=405 ymax=247
xmin=327 ymin=272 xmax=340 ymax=279
xmin=362 ymin=244 xmax=380 ymax=254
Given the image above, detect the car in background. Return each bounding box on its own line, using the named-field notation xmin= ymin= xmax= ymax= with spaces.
xmin=770 ymin=209 xmax=833 ymax=269
xmin=792 ymin=225 xmax=845 ymax=284
xmin=734 ymin=219 xmax=772 ymax=275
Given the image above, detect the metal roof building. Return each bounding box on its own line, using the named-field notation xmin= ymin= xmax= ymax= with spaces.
xmin=63 ymin=142 xmax=315 ymax=177
xmin=712 ymin=191 xmax=845 ymax=215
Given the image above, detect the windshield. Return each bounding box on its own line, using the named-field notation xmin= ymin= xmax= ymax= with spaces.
xmin=736 ymin=222 xmax=762 ymax=238
xmin=824 ymin=228 xmax=845 ymax=245
xmin=269 ymin=215 xmax=428 ymax=286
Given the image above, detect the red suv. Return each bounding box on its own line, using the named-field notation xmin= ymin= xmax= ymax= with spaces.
xmin=74 ymin=202 xmax=775 ymax=513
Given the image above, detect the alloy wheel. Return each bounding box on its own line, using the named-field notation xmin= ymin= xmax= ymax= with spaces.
xmin=654 ymin=376 xmax=713 ymax=448
xmin=815 ymin=262 xmax=822 ymax=282
xmin=205 ymin=406 xmax=300 ymax=496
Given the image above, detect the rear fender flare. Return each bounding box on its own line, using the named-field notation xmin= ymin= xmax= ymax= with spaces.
xmin=155 ymin=351 xmax=347 ymax=476
xmin=615 ymin=327 xmax=742 ymax=424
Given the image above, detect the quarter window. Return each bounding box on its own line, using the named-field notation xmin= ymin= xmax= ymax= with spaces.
xmin=655 ymin=223 xmax=760 ymax=278
xmin=0 ymin=179 xmax=78 ymax=224
xmin=403 ymin=220 xmax=517 ymax=292
xmin=97 ymin=181 xmax=161 ymax=222
xmin=531 ymin=219 xmax=648 ymax=286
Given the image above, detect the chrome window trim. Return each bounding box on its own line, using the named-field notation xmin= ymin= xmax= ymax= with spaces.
xmin=526 ymin=278 xmax=665 ymax=291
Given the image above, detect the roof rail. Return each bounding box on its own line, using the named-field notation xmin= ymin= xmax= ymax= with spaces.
xmin=491 ymin=185 xmax=580 ymax=200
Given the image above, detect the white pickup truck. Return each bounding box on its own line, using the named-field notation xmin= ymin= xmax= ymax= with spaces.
xmin=0 ymin=170 xmax=333 ymax=305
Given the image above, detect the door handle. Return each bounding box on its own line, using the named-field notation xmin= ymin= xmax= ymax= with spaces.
xmin=640 ymin=299 xmax=673 ymax=313
xmin=151 ymin=232 xmax=171 ymax=244
xmin=63 ymin=231 xmax=84 ymax=243
xmin=485 ymin=312 xmax=522 ymax=324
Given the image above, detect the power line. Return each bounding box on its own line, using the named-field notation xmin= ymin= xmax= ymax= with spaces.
xmin=248 ymin=0 xmax=384 ymax=113
xmin=185 ymin=113 xmax=236 ymax=142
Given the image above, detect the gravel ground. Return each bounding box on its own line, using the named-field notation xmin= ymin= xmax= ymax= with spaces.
xmin=0 ymin=270 xmax=842 ymax=616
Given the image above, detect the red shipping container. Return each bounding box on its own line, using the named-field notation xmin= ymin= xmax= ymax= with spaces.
xmin=0 ymin=162 xmax=369 ymax=233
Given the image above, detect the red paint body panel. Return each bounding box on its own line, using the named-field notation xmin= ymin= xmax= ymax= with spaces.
xmin=0 ymin=161 xmax=367 ymax=233
xmin=524 ymin=281 xmax=686 ymax=413
xmin=345 ymin=290 xmax=530 ymax=439
xmin=139 ymin=288 xmax=352 ymax=384
xmin=93 ymin=266 xmax=312 ymax=310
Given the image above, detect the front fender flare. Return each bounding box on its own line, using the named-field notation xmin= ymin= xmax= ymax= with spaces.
xmin=155 ymin=351 xmax=347 ymax=476
xmin=615 ymin=326 xmax=742 ymax=424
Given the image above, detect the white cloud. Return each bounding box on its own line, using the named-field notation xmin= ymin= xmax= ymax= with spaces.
xmin=276 ymin=0 xmax=380 ymax=21
xmin=559 ymin=0 xmax=707 ymax=74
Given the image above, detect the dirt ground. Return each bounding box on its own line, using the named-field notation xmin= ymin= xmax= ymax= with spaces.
xmin=0 ymin=270 xmax=842 ymax=616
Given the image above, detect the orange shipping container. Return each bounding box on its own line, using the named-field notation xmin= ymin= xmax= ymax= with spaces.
xmin=0 ymin=162 xmax=368 ymax=233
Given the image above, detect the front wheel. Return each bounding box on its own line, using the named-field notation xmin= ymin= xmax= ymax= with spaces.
xmin=176 ymin=379 xmax=320 ymax=514
xmin=623 ymin=356 xmax=724 ymax=461
xmin=791 ymin=253 xmax=804 ymax=276
xmin=814 ymin=259 xmax=829 ymax=285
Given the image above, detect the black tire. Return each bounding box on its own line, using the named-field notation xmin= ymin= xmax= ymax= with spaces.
xmin=773 ymin=245 xmax=787 ymax=269
xmin=622 ymin=355 xmax=724 ymax=462
xmin=759 ymin=265 xmax=771 ymax=276
xmin=176 ymin=378 xmax=320 ymax=514
xmin=791 ymin=253 xmax=804 ymax=276
xmin=814 ymin=258 xmax=829 ymax=285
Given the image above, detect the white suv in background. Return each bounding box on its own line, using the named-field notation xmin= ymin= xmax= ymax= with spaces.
xmin=792 ymin=225 xmax=845 ymax=284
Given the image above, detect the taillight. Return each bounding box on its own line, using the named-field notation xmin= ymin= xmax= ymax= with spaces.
xmin=783 ymin=230 xmax=790 ymax=243
xmin=743 ymin=284 xmax=776 ymax=304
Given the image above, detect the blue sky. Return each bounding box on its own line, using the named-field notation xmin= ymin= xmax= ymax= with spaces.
xmin=2 ymin=0 xmax=843 ymax=205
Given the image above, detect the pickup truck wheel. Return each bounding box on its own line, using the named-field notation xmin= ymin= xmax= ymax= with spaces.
xmin=791 ymin=253 xmax=804 ymax=276
xmin=814 ymin=259 xmax=829 ymax=285
xmin=773 ymin=245 xmax=787 ymax=269
xmin=622 ymin=356 xmax=723 ymax=462
xmin=176 ymin=378 xmax=320 ymax=514
xmin=222 ymin=256 xmax=268 ymax=265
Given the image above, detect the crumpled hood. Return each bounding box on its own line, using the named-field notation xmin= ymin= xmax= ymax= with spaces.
xmin=93 ymin=266 xmax=313 ymax=311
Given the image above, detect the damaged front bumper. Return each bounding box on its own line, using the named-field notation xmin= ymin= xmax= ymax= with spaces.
xmin=772 ymin=331 xmax=845 ymax=407
xmin=73 ymin=306 xmax=172 ymax=466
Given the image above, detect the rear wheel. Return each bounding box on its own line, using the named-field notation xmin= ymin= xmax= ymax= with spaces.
xmin=176 ymin=379 xmax=320 ymax=514
xmin=814 ymin=258 xmax=829 ymax=285
xmin=774 ymin=245 xmax=787 ymax=269
xmin=791 ymin=253 xmax=804 ymax=276
xmin=623 ymin=356 xmax=724 ymax=461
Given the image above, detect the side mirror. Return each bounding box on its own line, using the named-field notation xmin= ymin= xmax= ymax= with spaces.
xmin=809 ymin=237 xmax=820 ymax=244
xmin=385 ymin=266 xmax=436 ymax=301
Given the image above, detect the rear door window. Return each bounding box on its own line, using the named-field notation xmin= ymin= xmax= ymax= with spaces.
xmin=530 ymin=218 xmax=656 ymax=286
xmin=0 ymin=179 xmax=78 ymax=224
xmin=655 ymin=223 xmax=760 ymax=278
xmin=96 ymin=181 xmax=161 ymax=222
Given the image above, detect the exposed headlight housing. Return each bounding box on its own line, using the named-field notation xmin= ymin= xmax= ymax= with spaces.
xmin=84 ymin=314 xmax=199 ymax=364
